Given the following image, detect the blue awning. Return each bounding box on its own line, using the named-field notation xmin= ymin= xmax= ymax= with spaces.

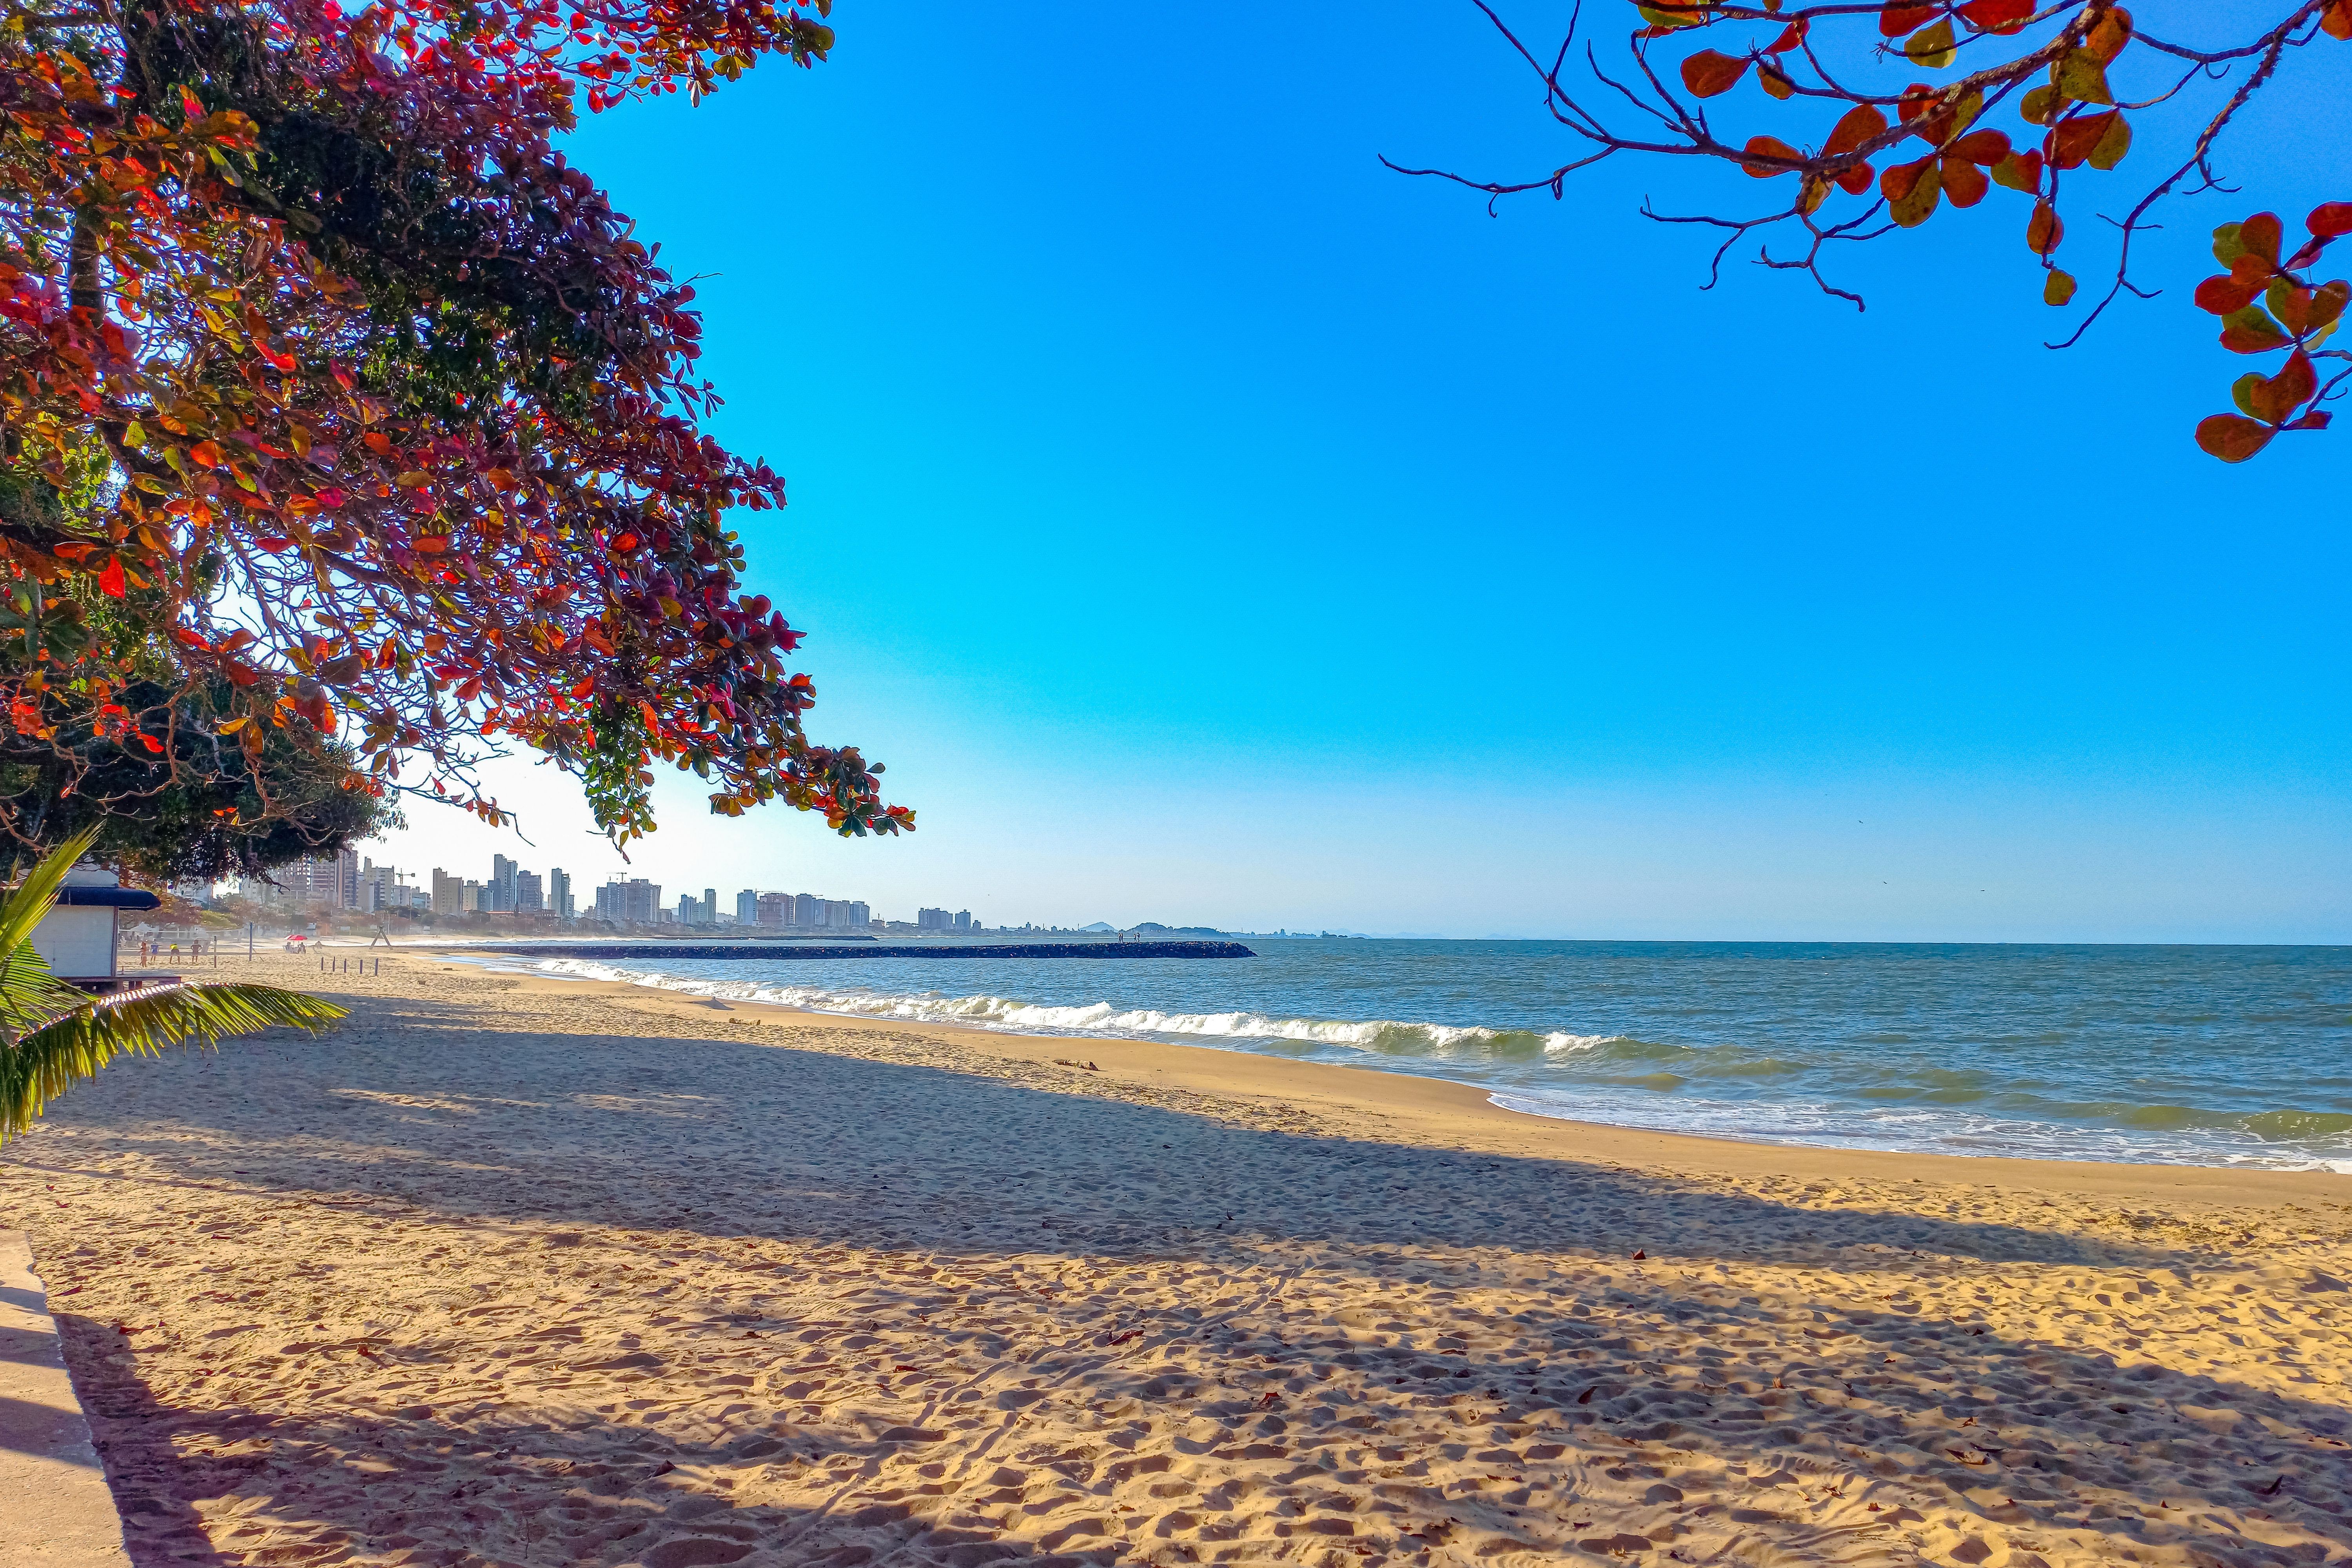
xmin=54 ymin=887 xmax=162 ymax=910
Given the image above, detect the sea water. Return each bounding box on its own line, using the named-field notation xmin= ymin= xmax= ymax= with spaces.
xmin=530 ymin=940 xmax=2352 ymax=1172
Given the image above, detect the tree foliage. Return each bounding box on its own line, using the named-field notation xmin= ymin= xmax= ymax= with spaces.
xmin=0 ymin=0 xmax=911 ymax=854
xmin=0 ymin=671 xmax=392 ymax=881
xmin=1395 ymin=1 xmax=2351 ymax=460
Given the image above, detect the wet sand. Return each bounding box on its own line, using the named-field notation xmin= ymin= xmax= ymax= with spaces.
xmin=1 ymin=949 xmax=2346 ymax=1568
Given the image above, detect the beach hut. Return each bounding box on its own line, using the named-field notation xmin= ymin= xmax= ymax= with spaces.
xmin=29 ymin=862 xmax=163 ymax=990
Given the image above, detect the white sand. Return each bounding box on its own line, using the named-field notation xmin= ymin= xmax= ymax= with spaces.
xmin=1 ymin=952 xmax=2347 ymax=1568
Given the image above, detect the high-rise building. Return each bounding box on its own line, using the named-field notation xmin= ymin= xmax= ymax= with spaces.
xmin=791 ymin=892 xmax=827 ymax=927
xmin=736 ymin=889 xmax=760 ymax=926
xmin=679 ymin=893 xmax=703 ymax=925
xmin=490 ymin=854 xmax=518 ymax=914
xmin=355 ymin=858 xmax=419 ymax=913
xmin=702 ymin=888 xmax=717 ymax=924
xmin=516 ymin=870 xmax=543 ymax=913
xmin=550 ymin=868 xmax=573 ymax=920
xmin=595 ymin=877 xmax=661 ymax=924
xmin=430 ymin=867 xmax=462 ymax=916
xmin=954 ymin=909 xmax=973 ymax=932
xmin=757 ymin=892 xmax=790 ymax=927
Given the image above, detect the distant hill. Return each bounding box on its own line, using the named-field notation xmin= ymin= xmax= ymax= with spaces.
xmin=1079 ymin=921 xmax=1116 ymax=932
xmin=1130 ymin=922 xmax=1225 ymax=936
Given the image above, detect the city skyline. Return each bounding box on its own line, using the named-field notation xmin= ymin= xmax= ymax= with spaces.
xmin=224 ymin=844 xmax=994 ymax=931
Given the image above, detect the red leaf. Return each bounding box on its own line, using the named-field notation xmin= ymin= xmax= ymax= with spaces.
xmin=98 ymin=557 xmax=126 ymax=597
xmin=1679 ymin=50 xmax=1749 ymax=98
xmin=1823 ymin=105 xmax=1889 ymax=158
xmin=1895 ymin=83 xmax=1940 ymax=126
xmin=1764 ymin=19 xmax=1807 ymax=52
xmin=2194 ymin=414 xmax=2273 ymax=463
xmin=1880 ymin=156 xmax=1936 ymax=203
xmin=1940 ymin=156 xmax=1989 ymax=208
xmin=2248 ymin=350 xmax=2318 ymax=423
xmin=2309 ymin=202 xmax=2352 ymax=239
xmin=1836 ymin=161 xmax=1876 ymax=196
xmin=2219 ymin=305 xmax=2292 ymax=354
xmin=2048 ymin=111 xmax=2119 ymax=171
xmin=2239 ymin=213 xmax=2283 ymax=264
xmin=1740 ymin=136 xmax=1801 ymax=176
xmin=1878 ymin=3 xmax=1936 ymax=38
xmin=139 ymin=734 xmax=166 ymax=755
xmin=2026 ymin=201 xmax=2063 ymax=256
xmin=2323 ymin=0 xmax=2352 ymax=40
xmin=255 ymin=537 xmax=294 ymax=553
xmin=1958 ymin=0 xmax=2033 ymax=32
xmin=2194 ymin=275 xmax=2262 ymax=316
xmin=1947 ymin=129 xmax=2011 ymax=166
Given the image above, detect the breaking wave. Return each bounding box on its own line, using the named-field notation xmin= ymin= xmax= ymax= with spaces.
xmin=532 ymin=957 xmax=1624 ymax=1060
xmin=525 ymin=951 xmax=2352 ymax=1174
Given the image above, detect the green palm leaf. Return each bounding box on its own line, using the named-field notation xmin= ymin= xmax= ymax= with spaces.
xmin=0 ymin=833 xmax=345 ymax=1143
xmin=0 ymin=825 xmax=101 ymax=1031
xmin=1 ymin=983 xmax=346 ymax=1142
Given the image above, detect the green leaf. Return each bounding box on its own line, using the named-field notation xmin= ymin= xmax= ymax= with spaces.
xmin=2019 ymin=85 xmax=2058 ymax=125
xmin=2230 ymin=372 xmax=2264 ymax=418
xmin=2043 ymin=270 xmax=2077 ymax=306
xmin=2054 ymin=54 xmax=2113 ymax=106
xmin=0 ymin=827 xmax=100 ymax=1029
xmin=1 ymin=980 xmax=344 ymax=1143
xmin=1904 ymin=18 xmax=1956 ymax=66
xmin=2218 ymin=304 xmax=2292 ymax=354
xmin=1890 ymin=159 xmax=1942 ymax=227
xmin=1636 ymin=1 xmax=1710 ymax=27
xmin=2087 ymin=113 xmax=2131 ymax=170
xmin=1990 ymin=152 xmax=2041 ymax=193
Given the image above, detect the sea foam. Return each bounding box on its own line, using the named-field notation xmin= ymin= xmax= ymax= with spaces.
xmin=531 ymin=957 xmax=1619 ymax=1059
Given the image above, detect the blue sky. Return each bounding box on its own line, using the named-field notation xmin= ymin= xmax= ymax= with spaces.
xmin=368 ymin=1 xmax=2352 ymax=941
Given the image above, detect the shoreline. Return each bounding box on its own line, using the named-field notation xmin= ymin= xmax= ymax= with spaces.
xmin=5 ymin=949 xmax=2346 ymax=1568
xmin=478 ymin=948 xmax=2352 ymax=1200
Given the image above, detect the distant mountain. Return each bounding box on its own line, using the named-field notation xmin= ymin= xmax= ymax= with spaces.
xmin=1130 ymin=922 xmax=1225 ymax=936
xmin=1079 ymin=921 xmax=1116 ymax=932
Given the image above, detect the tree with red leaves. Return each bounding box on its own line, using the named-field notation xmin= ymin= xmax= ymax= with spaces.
xmin=0 ymin=0 xmax=909 ymax=866
xmin=1394 ymin=2 xmax=2351 ymax=463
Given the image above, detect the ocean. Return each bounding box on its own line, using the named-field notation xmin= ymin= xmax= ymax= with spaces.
xmin=524 ymin=939 xmax=2352 ymax=1172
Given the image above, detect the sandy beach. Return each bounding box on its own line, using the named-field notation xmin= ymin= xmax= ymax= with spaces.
xmin=2 ymin=949 xmax=2347 ymax=1568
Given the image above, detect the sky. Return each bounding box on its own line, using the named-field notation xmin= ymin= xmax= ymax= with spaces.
xmin=365 ymin=1 xmax=2352 ymax=943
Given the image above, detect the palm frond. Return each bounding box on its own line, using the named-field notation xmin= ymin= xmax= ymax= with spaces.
xmin=0 ymin=983 xmax=346 ymax=1143
xmin=0 ymin=825 xmax=100 ymax=1031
